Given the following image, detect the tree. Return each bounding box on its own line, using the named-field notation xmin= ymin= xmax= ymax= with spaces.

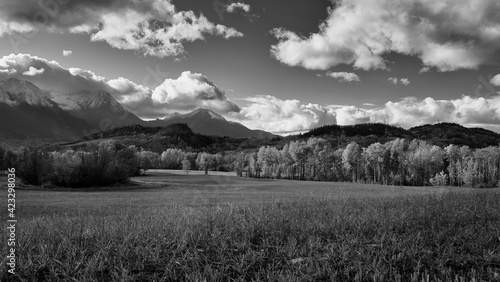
xmin=136 ymin=150 xmax=160 ymax=175
xmin=342 ymin=142 xmax=362 ymax=182
xmin=182 ymin=158 xmax=191 ymax=174
xmin=233 ymin=152 xmax=247 ymax=177
xmin=364 ymin=142 xmax=385 ymax=184
xmin=197 ymin=153 xmax=212 ymax=175
xmin=16 ymin=147 xmax=53 ymax=186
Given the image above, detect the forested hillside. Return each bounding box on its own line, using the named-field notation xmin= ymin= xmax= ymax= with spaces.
xmin=3 ymin=122 xmax=500 ymax=188
xmin=298 ymin=122 xmax=500 ymax=149
xmin=59 ymin=123 xmax=282 ymax=154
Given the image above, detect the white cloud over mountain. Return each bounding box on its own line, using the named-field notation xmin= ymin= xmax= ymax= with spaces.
xmin=2 ymin=53 xmax=500 ymax=134
xmin=0 ymin=53 xmax=239 ymax=119
xmin=232 ymin=95 xmax=500 ymax=134
xmin=228 ymin=95 xmax=337 ymax=134
xmin=271 ymin=0 xmax=500 ymax=71
xmin=151 ymin=71 xmax=240 ymax=114
xmin=22 ymin=66 xmax=44 ymax=76
xmin=0 ymin=0 xmax=243 ymax=58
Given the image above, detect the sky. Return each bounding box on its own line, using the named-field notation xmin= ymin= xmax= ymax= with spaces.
xmin=1 ymin=0 xmax=500 ymax=135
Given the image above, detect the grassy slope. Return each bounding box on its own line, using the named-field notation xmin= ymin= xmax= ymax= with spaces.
xmin=1 ymin=173 xmax=499 ymax=281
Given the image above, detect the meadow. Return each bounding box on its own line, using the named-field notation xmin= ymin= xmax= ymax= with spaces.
xmin=1 ymin=171 xmax=500 ymax=281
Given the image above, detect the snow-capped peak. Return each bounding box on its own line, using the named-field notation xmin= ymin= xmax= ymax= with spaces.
xmin=190 ymin=108 xmax=226 ymax=120
xmin=0 ymin=78 xmax=55 ymax=107
xmin=55 ymin=89 xmax=125 ymax=112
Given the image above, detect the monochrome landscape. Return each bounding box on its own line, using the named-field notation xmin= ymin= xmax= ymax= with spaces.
xmin=0 ymin=0 xmax=500 ymax=281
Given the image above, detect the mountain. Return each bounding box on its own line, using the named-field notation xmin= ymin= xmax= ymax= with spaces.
xmin=0 ymin=78 xmax=89 ymax=144
xmin=147 ymin=108 xmax=277 ymax=139
xmin=52 ymin=89 xmax=144 ymax=133
xmin=0 ymin=78 xmax=56 ymax=107
xmin=59 ymin=123 xmax=282 ymax=154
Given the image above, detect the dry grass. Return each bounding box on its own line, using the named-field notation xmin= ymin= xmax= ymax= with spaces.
xmin=1 ymin=172 xmax=499 ymax=281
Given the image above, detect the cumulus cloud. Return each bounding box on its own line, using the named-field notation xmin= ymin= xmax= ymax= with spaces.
xmin=0 ymin=53 xmax=238 ymax=118
xmin=63 ymin=50 xmax=72 ymax=57
xmin=388 ymin=77 xmax=410 ymax=86
xmin=0 ymin=0 xmax=243 ymax=58
xmin=227 ymin=95 xmax=337 ymax=134
xmin=227 ymin=2 xmax=251 ymax=13
xmin=4 ymin=53 xmax=500 ymax=134
xmin=490 ymin=74 xmax=500 ymax=87
xmin=378 ymin=96 xmax=500 ymax=128
xmin=325 ymin=71 xmax=360 ymax=82
xmin=327 ymin=96 xmax=500 ymax=130
xmin=400 ymin=78 xmax=410 ymax=86
xmin=226 ymin=94 xmax=500 ymax=135
xmin=22 ymin=66 xmax=45 ymax=76
xmin=0 ymin=69 xmax=17 ymax=75
xmin=271 ymin=0 xmax=500 ymax=71
xmin=388 ymin=77 xmax=398 ymax=85
xmin=151 ymin=71 xmax=240 ymax=114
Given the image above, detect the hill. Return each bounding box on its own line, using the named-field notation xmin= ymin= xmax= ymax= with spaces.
xmin=409 ymin=123 xmax=500 ymax=148
xmin=60 ymin=123 xmax=282 ymax=153
xmin=299 ymin=122 xmax=500 ymax=148
xmin=147 ymin=108 xmax=276 ymax=139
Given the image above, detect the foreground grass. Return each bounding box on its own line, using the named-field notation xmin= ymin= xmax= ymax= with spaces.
xmin=2 ymin=192 xmax=500 ymax=281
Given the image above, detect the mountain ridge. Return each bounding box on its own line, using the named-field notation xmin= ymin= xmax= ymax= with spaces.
xmin=1 ymin=78 xmax=499 ymax=149
xmin=147 ymin=108 xmax=277 ymax=139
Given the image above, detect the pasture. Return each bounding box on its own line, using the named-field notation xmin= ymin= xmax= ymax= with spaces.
xmin=1 ymin=170 xmax=500 ymax=281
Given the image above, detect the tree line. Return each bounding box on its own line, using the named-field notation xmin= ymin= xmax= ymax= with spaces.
xmin=0 ymin=141 xmax=237 ymax=187
xmin=236 ymin=138 xmax=500 ymax=188
xmin=2 ymin=136 xmax=499 ymax=188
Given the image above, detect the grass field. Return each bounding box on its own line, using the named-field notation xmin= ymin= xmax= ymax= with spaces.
xmin=1 ymin=170 xmax=500 ymax=281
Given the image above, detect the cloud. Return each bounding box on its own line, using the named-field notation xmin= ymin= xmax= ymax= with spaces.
xmin=490 ymin=74 xmax=500 ymax=87
xmin=379 ymin=96 xmax=500 ymax=128
xmin=227 ymin=94 xmax=500 ymax=135
xmin=420 ymin=67 xmax=431 ymax=73
xmin=151 ymin=71 xmax=240 ymax=115
xmin=228 ymin=95 xmax=337 ymax=134
xmin=0 ymin=53 xmax=238 ymax=118
xmin=388 ymin=77 xmax=410 ymax=86
xmin=325 ymin=71 xmax=360 ymax=82
xmin=4 ymin=53 xmax=500 ymax=134
xmin=388 ymin=77 xmax=398 ymax=85
xmin=329 ymin=96 xmax=500 ymax=129
xmin=227 ymin=2 xmax=251 ymax=13
xmin=271 ymin=0 xmax=500 ymax=71
xmin=0 ymin=0 xmax=243 ymax=58
xmin=62 ymin=50 xmax=72 ymax=57
xmin=22 ymin=66 xmax=44 ymax=76
xmin=0 ymin=69 xmax=17 ymax=75
xmin=400 ymin=78 xmax=410 ymax=86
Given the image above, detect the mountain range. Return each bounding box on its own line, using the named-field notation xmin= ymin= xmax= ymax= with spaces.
xmin=148 ymin=109 xmax=276 ymax=138
xmin=0 ymin=78 xmax=276 ymax=147
xmin=1 ymin=77 xmax=500 ymax=150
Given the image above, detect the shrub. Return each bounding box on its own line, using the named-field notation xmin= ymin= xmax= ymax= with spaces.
xmin=430 ymin=171 xmax=448 ymax=186
xmin=17 ymin=142 xmax=141 ymax=188
xmin=16 ymin=147 xmax=53 ymax=186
